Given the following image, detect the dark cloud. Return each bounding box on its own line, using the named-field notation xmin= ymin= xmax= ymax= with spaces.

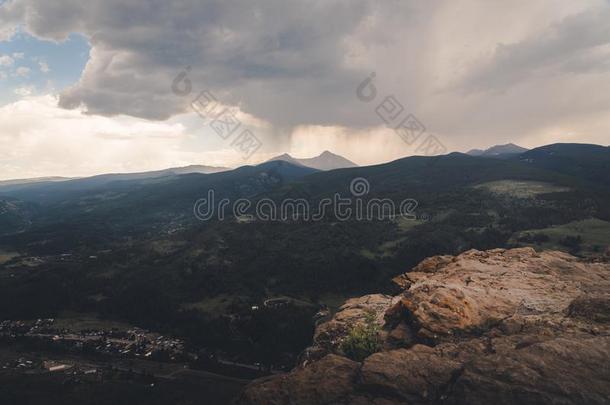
xmin=1 ymin=0 xmax=379 ymax=126
xmin=458 ymin=6 xmax=610 ymax=93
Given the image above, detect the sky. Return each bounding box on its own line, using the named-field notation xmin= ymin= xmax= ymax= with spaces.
xmin=0 ymin=0 xmax=609 ymax=180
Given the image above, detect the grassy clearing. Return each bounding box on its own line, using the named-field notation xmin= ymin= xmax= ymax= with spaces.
xmin=396 ymin=217 xmax=425 ymax=231
xmin=361 ymin=218 xmax=425 ymax=259
xmin=0 ymin=250 xmax=19 ymax=265
xmin=53 ymin=312 xmax=134 ymax=332
xmin=151 ymin=240 xmax=187 ymax=255
xmin=182 ymin=294 xmax=246 ymax=315
xmin=510 ymin=218 xmax=610 ymax=256
xmin=361 ymin=238 xmax=407 ymax=259
xmin=475 ymin=180 xmax=570 ymax=198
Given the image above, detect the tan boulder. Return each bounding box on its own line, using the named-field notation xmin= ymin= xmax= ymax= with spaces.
xmin=238 ymin=248 xmax=610 ymax=405
xmin=236 ymin=354 xmax=360 ymax=405
xmin=395 ymin=248 xmax=609 ymax=339
xmin=359 ymin=345 xmax=461 ymax=402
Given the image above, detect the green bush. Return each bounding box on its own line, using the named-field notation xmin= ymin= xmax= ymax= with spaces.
xmin=341 ymin=311 xmax=381 ymax=362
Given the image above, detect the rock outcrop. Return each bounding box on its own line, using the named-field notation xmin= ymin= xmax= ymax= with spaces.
xmin=236 ymin=248 xmax=610 ymax=404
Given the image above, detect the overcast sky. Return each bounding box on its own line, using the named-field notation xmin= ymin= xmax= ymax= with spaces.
xmin=1 ymin=0 xmax=609 ymax=180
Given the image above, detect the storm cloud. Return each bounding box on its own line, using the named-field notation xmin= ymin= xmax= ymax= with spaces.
xmin=1 ymin=0 xmax=609 ymax=165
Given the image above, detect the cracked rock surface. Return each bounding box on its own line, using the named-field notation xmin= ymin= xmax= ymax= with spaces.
xmin=236 ymin=248 xmax=610 ymax=404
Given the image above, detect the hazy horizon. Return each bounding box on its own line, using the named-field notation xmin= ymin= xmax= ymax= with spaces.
xmin=2 ymin=141 xmax=608 ymax=182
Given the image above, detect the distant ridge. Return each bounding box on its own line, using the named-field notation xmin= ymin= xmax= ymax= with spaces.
xmin=515 ymin=143 xmax=610 ymax=186
xmin=0 ymin=176 xmax=73 ymax=187
xmin=0 ymin=164 xmax=230 ymax=194
xmin=150 ymin=164 xmax=229 ymax=176
xmin=467 ymin=143 xmax=528 ymax=157
xmin=267 ymin=150 xmax=358 ymax=171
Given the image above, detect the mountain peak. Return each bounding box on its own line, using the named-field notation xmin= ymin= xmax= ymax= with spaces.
xmin=467 ymin=143 xmax=528 ymax=158
xmin=267 ymin=151 xmax=358 ymax=171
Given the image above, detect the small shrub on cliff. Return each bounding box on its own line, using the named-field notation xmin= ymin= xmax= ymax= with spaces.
xmin=341 ymin=311 xmax=381 ymax=362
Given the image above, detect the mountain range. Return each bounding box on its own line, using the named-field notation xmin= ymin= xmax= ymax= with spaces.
xmin=0 ymin=144 xmax=545 ymax=190
xmin=1 ymin=143 xmax=608 ymax=223
xmin=0 ymin=164 xmax=229 ymax=195
xmin=0 ymin=151 xmax=354 ymax=193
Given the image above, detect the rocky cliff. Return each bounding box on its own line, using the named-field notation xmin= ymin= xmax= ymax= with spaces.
xmin=236 ymin=248 xmax=610 ymax=404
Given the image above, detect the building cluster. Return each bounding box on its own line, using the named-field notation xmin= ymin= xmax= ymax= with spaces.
xmin=0 ymin=319 xmax=55 ymax=336
xmin=0 ymin=320 xmax=186 ymax=362
xmin=1 ymin=360 xmax=110 ymax=388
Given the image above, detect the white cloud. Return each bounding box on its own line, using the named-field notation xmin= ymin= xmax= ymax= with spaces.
xmin=14 ymin=66 xmax=30 ymax=77
xmin=0 ymin=54 xmax=14 ymax=66
xmin=0 ymin=70 xmax=6 ymax=80
xmin=0 ymin=95 xmax=209 ymax=180
xmin=12 ymin=52 xmax=24 ymax=59
xmin=38 ymin=61 xmax=50 ymax=73
xmin=13 ymin=85 xmax=35 ymax=96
